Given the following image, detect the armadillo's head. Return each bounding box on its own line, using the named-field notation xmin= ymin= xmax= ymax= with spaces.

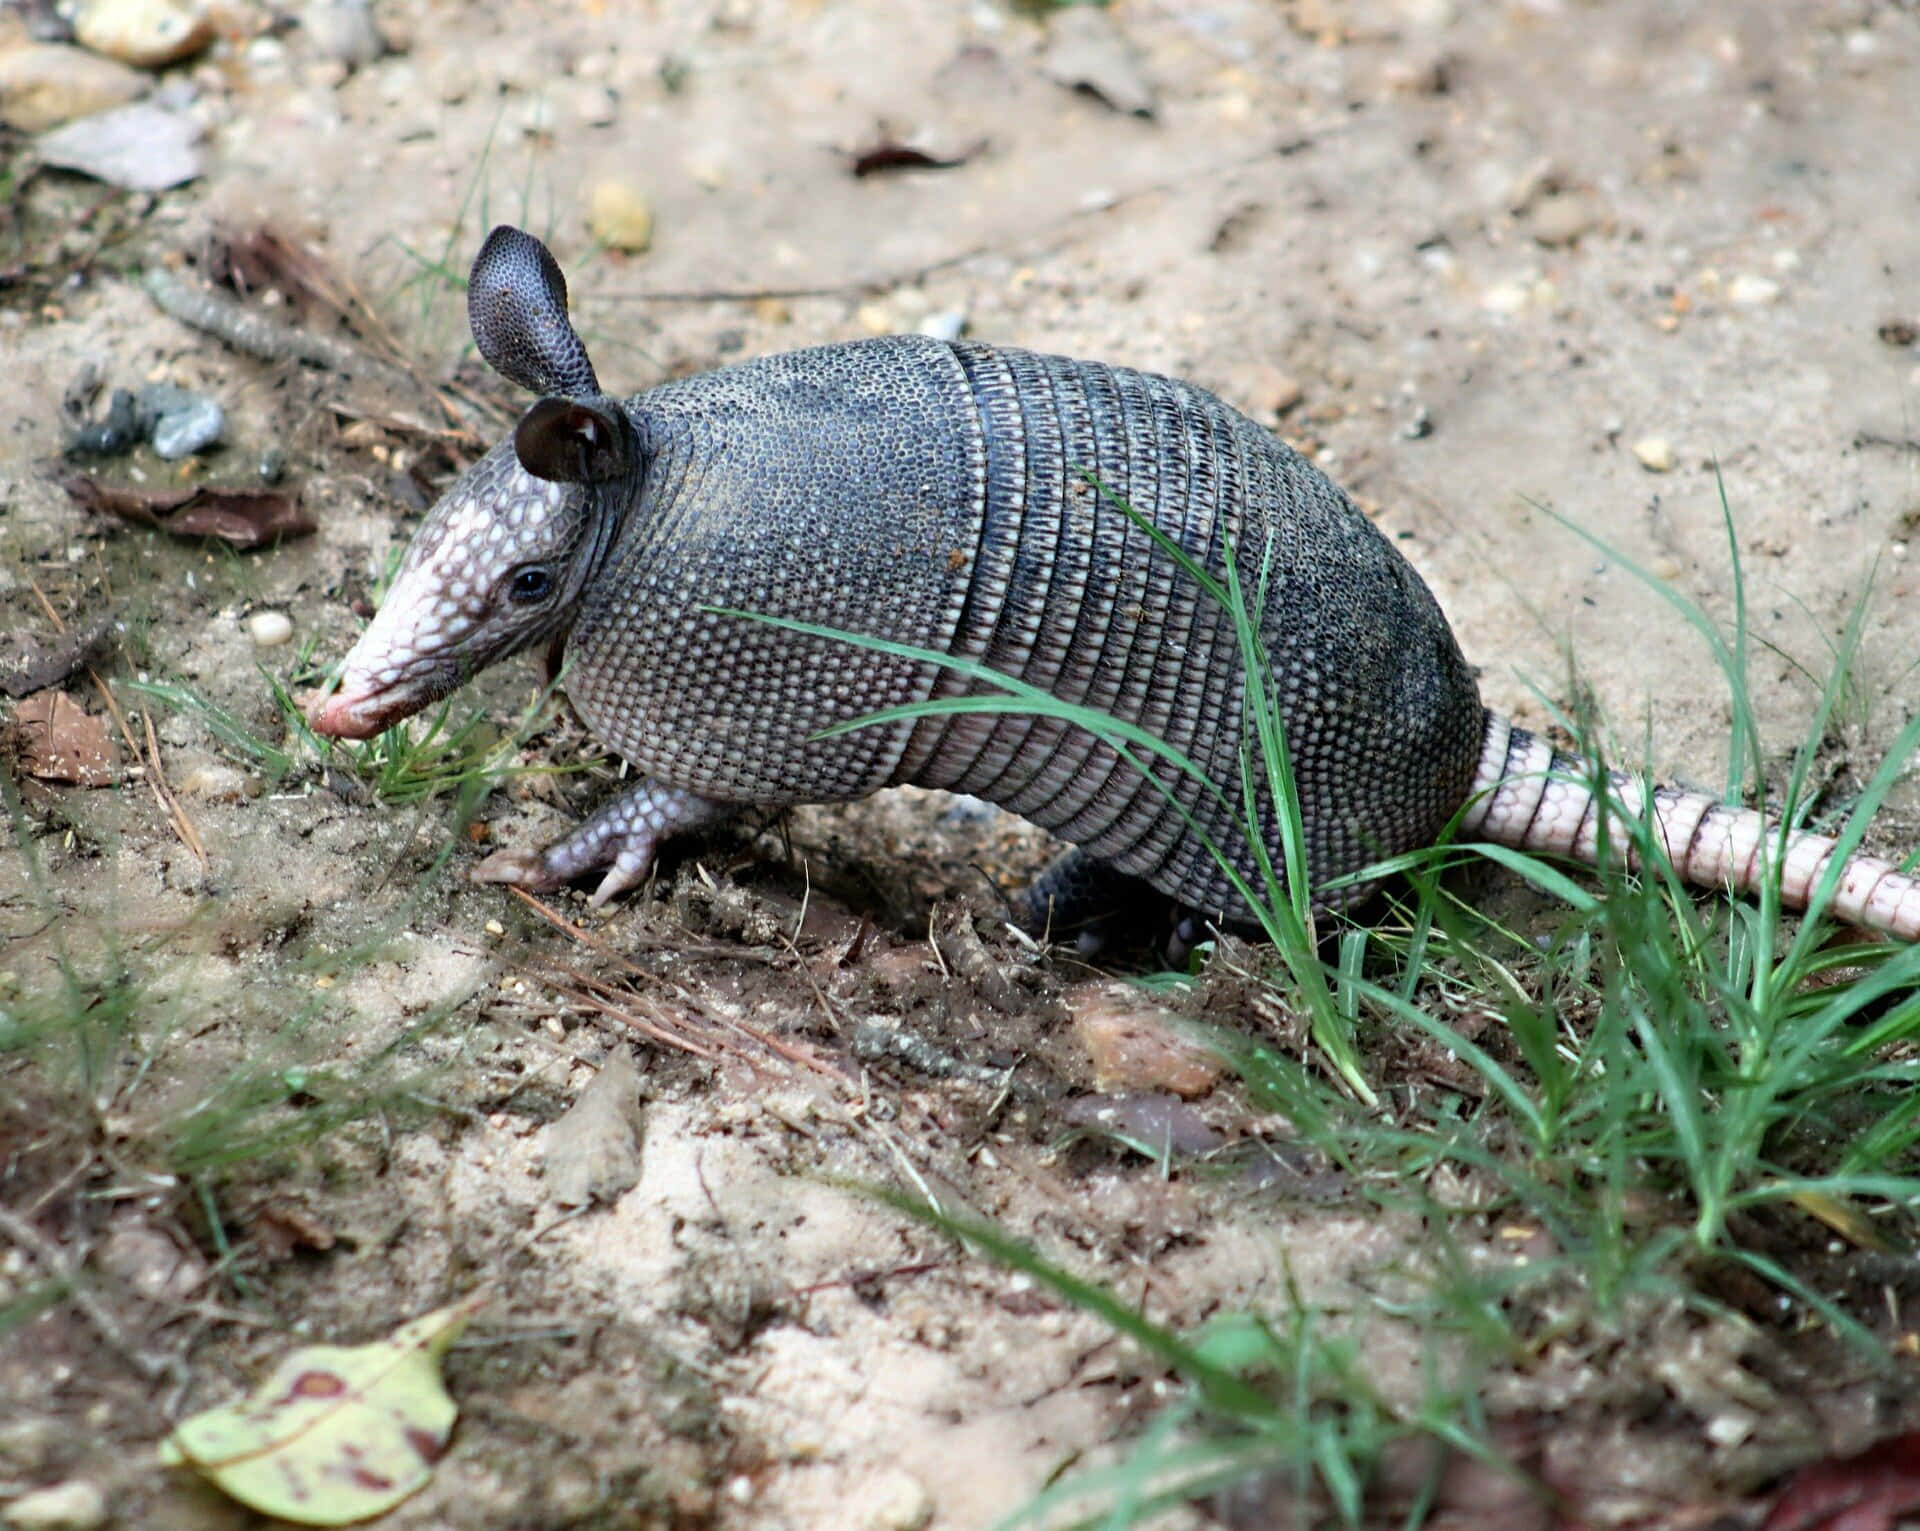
xmin=308 ymin=225 xmax=640 ymax=740
xmin=306 ymin=445 xmax=610 ymax=738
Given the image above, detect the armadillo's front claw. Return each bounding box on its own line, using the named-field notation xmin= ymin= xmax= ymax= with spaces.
xmin=470 ymin=846 xmax=565 ymax=891
xmin=472 ymin=779 xmax=737 ymax=907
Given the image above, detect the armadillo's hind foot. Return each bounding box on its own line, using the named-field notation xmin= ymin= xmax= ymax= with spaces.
xmin=471 ymin=779 xmax=736 ymax=908
xmin=1022 ymin=847 xmax=1181 ymax=958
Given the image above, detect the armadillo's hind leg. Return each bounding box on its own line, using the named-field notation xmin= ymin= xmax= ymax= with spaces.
xmin=1022 ymin=846 xmax=1176 ymax=957
xmin=471 ymin=779 xmax=736 ymax=908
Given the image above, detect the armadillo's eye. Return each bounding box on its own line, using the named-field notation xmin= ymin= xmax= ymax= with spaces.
xmin=508 ymin=566 xmax=553 ymax=604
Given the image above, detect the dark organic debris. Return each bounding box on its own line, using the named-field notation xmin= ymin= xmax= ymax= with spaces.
xmin=63 ymin=475 xmax=314 ymax=548
xmin=0 ymin=617 xmax=114 ymax=699
xmin=6 ymin=690 xmax=118 ymax=785
xmin=849 ymin=138 xmax=979 ymax=178
xmin=203 ymin=225 xmax=386 ymax=340
xmin=1878 ymin=318 xmax=1917 ymax=348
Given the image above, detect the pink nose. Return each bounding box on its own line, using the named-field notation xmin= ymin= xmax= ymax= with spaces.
xmin=306 ymin=689 xmax=379 ymax=740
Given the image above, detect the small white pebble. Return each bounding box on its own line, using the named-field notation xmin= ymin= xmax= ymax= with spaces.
xmin=861 ymin=1468 xmax=935 ymax=1531
xmin=917 ymin=308 xmax=968 ymax=342
xmin=3 ymin=1478 xmax=108 ymax=1530
xmin=1728 ymin=273 xmax=1780 ymax=306
xmin=1481 ymin=281 xmax=1530 ymax=315
xmin=247 ymin=610 xmax=293 ymax=647
xmin=1705 ymin=1412 xmax=1754 ymax=1448
xmin=1632 ymin=436 xmax=1675 ymax=472
xmin=484 ymin=919 xmax=505 ymax=936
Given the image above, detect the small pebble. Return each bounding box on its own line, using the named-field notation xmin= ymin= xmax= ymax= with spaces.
xmin=73 ymin=0 xmax=213 ymax=69
xmin=860 ymin=1468 xmax=935 ymax=1531
xmin=0 ymin=42 xmax=146 ymax=132
xmin=1704 ymin=1411 xmax=1755 ymax=1448
xmin=64 ymin=387 xmax=139 ymax=457
xmin=517 ymin=96 xmax=556 ymax=137
xmin=177 ymin=762 xmax=252 ymax=801
xmin=143 ymin=389 xmax=223 ymax=458
xmin=247 ymin=610 xmax=293 ymax=647
xmin=257 ymin=445 xmax=288 ymax=483
xmin=1632 ymin=436 xmax=1675 ymax=472
xmin=1728 ymin=273 xmax=1779 ymax=306
xmin=34 ymin=100 xmax=202 ymax=191
xmin=1527 ymin=193 xmax=1598 ymax=247
xmin=300 ymin=0 xmax=384 ymax=68
xmin=2 ymin=1478 xmax=109 ymax=1531
xmin=588 ymin=180 xmax=652 ymax=252
xmin=1227 ymin=360 xmax=1304 ymax=421
xmin=1481 ymin=280 xmax=1530 ymax=315
xmin=916 ymin=308 xmax=968 ymax=342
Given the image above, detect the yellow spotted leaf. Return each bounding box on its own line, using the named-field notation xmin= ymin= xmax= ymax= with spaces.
xmin=158 ymin=1291 xmax=486 ymax=1525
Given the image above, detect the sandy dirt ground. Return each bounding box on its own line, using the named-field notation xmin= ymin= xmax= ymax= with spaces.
xmin=4 ymin=1 xmax=1920 ymax=1527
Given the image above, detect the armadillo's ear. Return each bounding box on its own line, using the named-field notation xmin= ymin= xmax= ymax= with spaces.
xmin=469 ymin=226 xmax=602 ymax=399
xmin=513 ymin=396 xmax=632 ymax=484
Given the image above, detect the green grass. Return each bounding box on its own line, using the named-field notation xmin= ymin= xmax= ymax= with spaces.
xmin=739 ymin=474 xmax=1920 ymax=1526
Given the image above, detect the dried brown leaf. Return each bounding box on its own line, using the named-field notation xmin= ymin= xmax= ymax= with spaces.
xmin=63 ymin=475 xmax=315 ymax=548
xmin=8 ymin=689 xmax=118 ymax=785
xmin=1761 ymin=1431 xmax=1920 ymax=1531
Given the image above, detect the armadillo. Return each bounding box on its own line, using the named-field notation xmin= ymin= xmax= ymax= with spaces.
xmin=307 ymin=226 xmax=1920 ymax=942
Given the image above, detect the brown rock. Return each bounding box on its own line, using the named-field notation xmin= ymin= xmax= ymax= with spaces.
xmin=1068 ymin=982 xmax=1224 ymax=1098
xmin=73 ymin=0 xmax=213 ymax=70
xmin=0 ymin=42 xmax=144 ymax=132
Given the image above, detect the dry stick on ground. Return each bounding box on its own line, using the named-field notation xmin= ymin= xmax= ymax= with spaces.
xmin=24 ymin=577 xmax=206 ymax=874
xmin=508 ymin=889 xmax=980 ymax=1223
xmin=143 ymin=266 xmax=499 ymax=431
xmin=507 ymin=887 xmax=836 ymax=1075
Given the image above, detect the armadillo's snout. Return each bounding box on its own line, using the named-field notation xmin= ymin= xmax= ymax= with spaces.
xmin=307 ymin=685 xmax=393 ymax=740
xmin=306 ymin=627 xmax=462 ymax=740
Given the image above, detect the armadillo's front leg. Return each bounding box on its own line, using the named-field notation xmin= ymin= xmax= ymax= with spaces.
xmin=471 ymin=780 xmax=735 ymax=907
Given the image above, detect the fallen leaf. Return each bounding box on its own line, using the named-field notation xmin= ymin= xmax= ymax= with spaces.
xmin=1761 ymin=1431 xmax=1920 ymax=1531
xmin=63 ymin=475 xmax=315 ymax=548
xmin=159 ymin=1291 xmax=487 ymax=1525
xmin=7 ymin=690 xmax=118 ymax=785
xmin=544 ymin=1048 xmax=646 ymax=1208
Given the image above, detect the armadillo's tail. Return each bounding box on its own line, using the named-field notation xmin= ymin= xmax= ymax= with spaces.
xmin=1457 ymin=710 xmax=1920 ymax=941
